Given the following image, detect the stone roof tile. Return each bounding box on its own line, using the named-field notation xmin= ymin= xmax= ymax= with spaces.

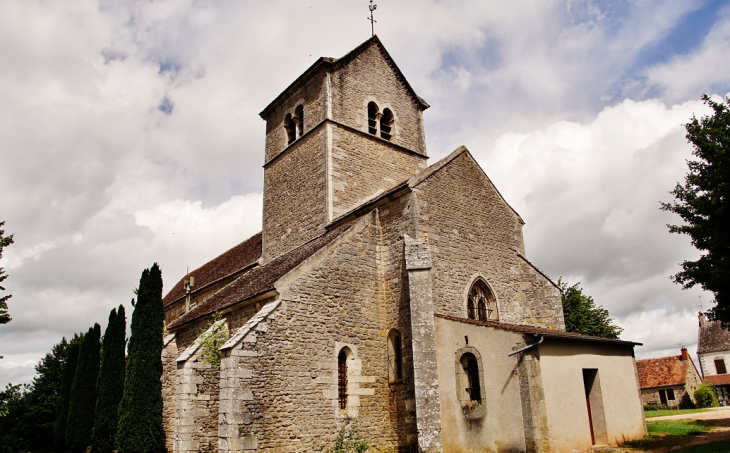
xmin=168 ymin=225 xmax=352 ymax=329
xmin=163 ymin=232 xmax=262 ymax=307
xmin=698 ymin=315 xmax=730 ymax=354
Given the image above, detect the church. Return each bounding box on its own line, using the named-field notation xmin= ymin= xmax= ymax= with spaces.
xmin=160 ymin=36 xmax=647 ymax=453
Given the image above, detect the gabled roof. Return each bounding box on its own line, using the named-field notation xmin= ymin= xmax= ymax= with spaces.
xmin=163 ymin=232 xmax=262 ymax=307
xmin=167 ymin=224 xmax=353 ymax=329
xmin=637 ymin=354 xmax=695 ymax=388
xmin=698 ymin=313 xmax=730 ymax=354
xmin=259 ymin=35 xmax=429 ymax=119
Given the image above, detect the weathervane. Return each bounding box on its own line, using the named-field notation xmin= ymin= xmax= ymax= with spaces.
xmin=367 ymin=0 xmax=377 ymax=37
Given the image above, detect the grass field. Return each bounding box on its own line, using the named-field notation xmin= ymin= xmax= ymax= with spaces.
xmin=644 ymin=408 xmax=717 ymax=419
xmin=647 ymin=419 xmax=712 ymax=436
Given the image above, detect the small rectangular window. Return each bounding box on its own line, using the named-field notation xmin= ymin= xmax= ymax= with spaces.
xmin=667 ymin=389 xmax=675 ymax=400
xmin=716 ymin=358 xmax=727 ymax=374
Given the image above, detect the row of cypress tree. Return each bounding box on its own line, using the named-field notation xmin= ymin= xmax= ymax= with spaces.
xmin=52 ymin=263 xmax=164 ymax=453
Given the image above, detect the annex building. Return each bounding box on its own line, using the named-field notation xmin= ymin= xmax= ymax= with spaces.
xmin=160 ymin=36 xmax=647 ymax=452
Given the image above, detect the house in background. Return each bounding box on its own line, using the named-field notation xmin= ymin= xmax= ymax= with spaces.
xmin=698 ymin=312 xmax=730 ymax=404
xmin=637 ymin=347 xmax=702 ymax=408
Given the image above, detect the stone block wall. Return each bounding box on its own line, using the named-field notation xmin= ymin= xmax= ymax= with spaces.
xmin=263 ymin=68 xmax=328 ymax=163
xmin=330 ymin=43 xmax=427 ymax=155
xmin=161 ymin=334 xmax=178 ymax=453
xmin=262 ymin=124 xmax=328 ymax=262
xmin=412 ymin=150 xmax=564 ymax=329
xmin=330 ymin=123 xmax=426 ymax=220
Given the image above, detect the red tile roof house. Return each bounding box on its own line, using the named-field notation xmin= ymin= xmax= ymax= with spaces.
xmin=698 ymin=312 xmax=730 ymax=404
xmin=637 ymin=347 xmax=702 ymax=408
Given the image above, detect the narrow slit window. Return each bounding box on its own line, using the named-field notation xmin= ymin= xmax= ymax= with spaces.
xmin=284 ymin=113 xmax=296 ymax=145
xmin=463 ymin=353 xmax=481 ymax=402
xmin=367 ymin=102 xmax=379 ymax=135
xmin=388 ymin=330 xmax=403 ymax=383
xmin=338 ymin=350 xmax=348 ymax=409
xmin=294 ymin=104 xmax=304 ymax=138
xmin=380 ymin=108 xmax=393 ymax=141
xmin=467 ymin=299 xmax=475 ymax=319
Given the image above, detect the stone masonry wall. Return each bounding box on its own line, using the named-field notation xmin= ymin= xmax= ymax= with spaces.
xmin=413 ymin=151 xmax=564 ymax=329
xmin=263 ymin=68 xmax=327 ymax=163
xmin=161 ymin=334 xmax=178 ymax=453
xmin=262 ymin=123 xmax=328 ymax=263
xmin=330 ymin=123 xmax=426 ymax=220
xmin=219 ymin=209 xmax=419 ymax=451
xmin=330 ymin=43 xmax=427 ymax=155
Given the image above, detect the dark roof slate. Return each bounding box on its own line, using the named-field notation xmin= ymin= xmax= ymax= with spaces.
xmin=163 ymin=232 xmax=262 ymax=307
xmin=168 ymin=224 xmax=353 ymax=329
xmin=636 ymin=355 xmax=690 ymax=388
xmin=698 ymin=315 xmax=730 ymax=354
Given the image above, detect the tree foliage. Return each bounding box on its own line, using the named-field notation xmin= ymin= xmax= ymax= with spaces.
xmin=694 ymin=383 xmax=720 ymax=408
xmin=116 ymin=264 xmax=164 ymax=453
xmin=66 ymin=323 xmax=102 ymax=452
xmin=0 ymin=337 xmax=74 ymax=452
xmin=93 ymin=305 xmax=127 ymax=453
xmin=558 ymin=278 xmax=623 ymax=339
xmin=0 ymin=221 xmax=14 ymax=325
xmin=54 ymin=333 xmax=83 ymax=449
xmin=661 ymin=95 xmax=730 ymax=325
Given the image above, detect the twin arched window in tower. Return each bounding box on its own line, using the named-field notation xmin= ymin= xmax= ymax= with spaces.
xmin=467 ymin=278 xmax=499 ymax=322
xmin=367 ymin=101 xmax=394 ymax=141
xmin=284 ymin=104 xmax=304 ymax=145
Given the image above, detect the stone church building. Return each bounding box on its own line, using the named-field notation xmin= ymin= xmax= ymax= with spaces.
xmin=160 ymin=36 xmax=646 ymax=452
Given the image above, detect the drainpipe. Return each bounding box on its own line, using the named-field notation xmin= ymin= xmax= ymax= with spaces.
xmin=508 ymin=334 xmax=544 ymax=357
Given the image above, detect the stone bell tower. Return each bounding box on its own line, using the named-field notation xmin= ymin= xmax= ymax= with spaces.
xmin=259 ymin=36 xmax=430 ymax=263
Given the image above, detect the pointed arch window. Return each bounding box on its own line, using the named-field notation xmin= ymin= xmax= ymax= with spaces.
xmin=468 ymin=279 xmax=498 ymax=321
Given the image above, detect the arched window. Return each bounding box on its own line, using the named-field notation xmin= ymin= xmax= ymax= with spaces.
xmin=284 ymin=113 xmax=296 ymax=145
xmin=468 ymin=279 xmax=498 ymax=321
xmin=387 ymin=329 xmax=403 ymax=383
xmin=294 ymin=104 xmax=304 ymax=138
xmin=461 ymin=352 xmax=481 ymax=402
xmin=367 ymin=102 xmax=379 ymax=135
xmin=380 ymin=108 xmax=393 ymax=141
xmin=338 ymin=349 xmax=348 ymax=409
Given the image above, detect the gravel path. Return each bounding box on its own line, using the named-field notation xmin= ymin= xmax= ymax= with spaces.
xmin=648 ymin=406 xmax=730 ymax=421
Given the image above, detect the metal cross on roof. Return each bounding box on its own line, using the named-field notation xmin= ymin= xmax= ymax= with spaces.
xmin=368 ymin=0 xmax=377 ymax=37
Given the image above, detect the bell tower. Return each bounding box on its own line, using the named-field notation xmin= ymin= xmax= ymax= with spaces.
xmin=259 ymin=36 xmax=429 ymax=263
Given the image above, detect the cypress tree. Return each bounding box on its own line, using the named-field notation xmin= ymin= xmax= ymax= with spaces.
xmin=116 ymin=264 xmax=164 ymax=453
xmin=54 ymin=333 xmax=83 ymax=449
xmin=92 ymin=305 xmax=127 ymax=452
xmin=66 ymin=323 xmax=101 ymax=452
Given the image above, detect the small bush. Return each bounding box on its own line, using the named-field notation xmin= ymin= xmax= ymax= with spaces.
xmin=644 ymin=403 xmax=669 ymax=411
xmin=694 ymin=384 xmax=719 ymax=408
xmin=199 ymin=312 xmax=228 ymax=367
xmin=324 ymin=422 xmax=369 ymax=453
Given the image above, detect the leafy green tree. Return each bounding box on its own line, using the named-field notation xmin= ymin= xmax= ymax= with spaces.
xmin=55 ymin=333 xmax=83 ymax=449
xmin=694 ymin=383 xmax=720 ymax=408
xmin=558 ymin=278 xmax=623 ymax=339
xmin=93 ymin=305 xmax=127 ymax=453
xmin=66 ymin=323 xmax=102 ymax=452
xmin=661 ymin=95 xmax=730 ymax=325
xmin=116 ymin=264 xmax=164 ymax=453
xmin=0 ymin=221 xmax=14 ymax=326
xmin=0 ymin=337 xmax=73 ymax=451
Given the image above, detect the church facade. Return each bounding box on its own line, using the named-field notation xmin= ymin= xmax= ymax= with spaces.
xmin=160 ymin=36 xmax=646 ymax=453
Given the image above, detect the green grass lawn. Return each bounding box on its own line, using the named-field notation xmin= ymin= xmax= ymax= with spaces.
xmin=644 ymin=408 xmax=717 ymax=418
xmin=647 ymin=419 xmax=712 ymax=436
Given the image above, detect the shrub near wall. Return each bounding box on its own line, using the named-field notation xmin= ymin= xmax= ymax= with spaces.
xmin=694 ymin=384 xmax=719 ymax=408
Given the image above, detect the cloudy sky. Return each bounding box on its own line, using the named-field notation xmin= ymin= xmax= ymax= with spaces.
xmin=2 ymin=0 xmax=729 ymax=387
